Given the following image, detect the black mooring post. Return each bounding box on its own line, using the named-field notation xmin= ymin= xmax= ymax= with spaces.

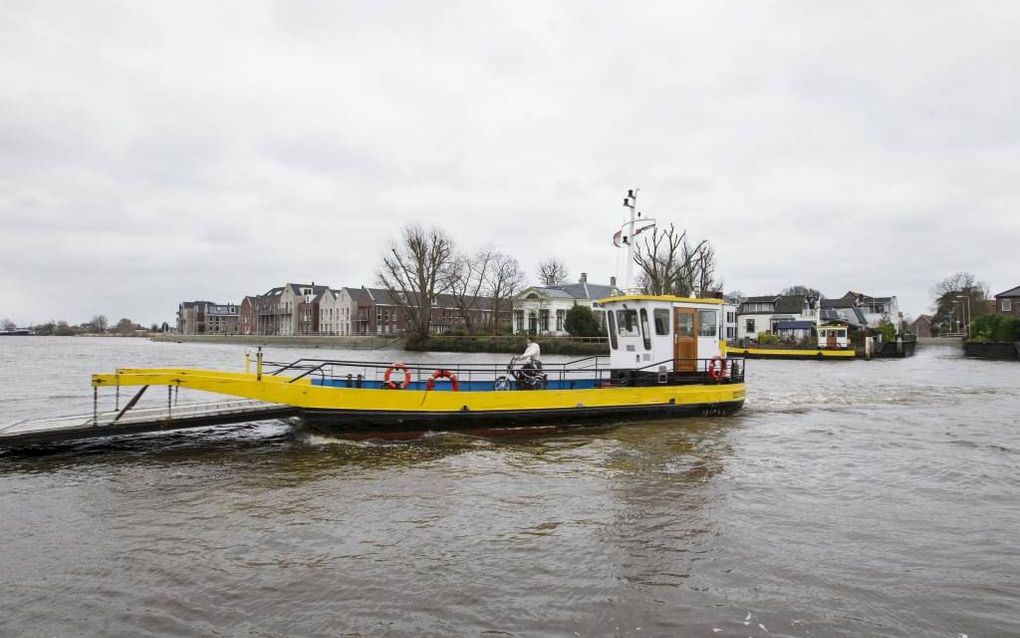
xmin=167 ymin=386 xmax=173 ymax=419
xmin=93 ymin=386 xmax=98 ymax=426
xmin=111 ymin=385 xmax=149 ymax=424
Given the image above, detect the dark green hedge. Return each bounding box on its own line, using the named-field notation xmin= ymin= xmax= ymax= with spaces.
xmin=969 ymin=314 xmax=1020 ymax=342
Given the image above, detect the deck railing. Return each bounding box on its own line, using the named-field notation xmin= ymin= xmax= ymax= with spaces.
xmin=261 ymin=355 xmax=745 ymax=389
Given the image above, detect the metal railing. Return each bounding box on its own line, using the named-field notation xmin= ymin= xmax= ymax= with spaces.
xmin=259 ymin=355 xmax=745 ymax=389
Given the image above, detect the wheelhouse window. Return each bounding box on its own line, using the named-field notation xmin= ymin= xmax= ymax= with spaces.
xmin=616 ymin=309 xmax=639 ymax=337
xmin=607 ymin=312 xmax=618 ymax=350
xmin=698 ymin=310 xmax=718 ymax=337
xmin=653 ymin=308 xmax=670 ymax=335
xmin=639 ymin=309 xmax=652 ymax=350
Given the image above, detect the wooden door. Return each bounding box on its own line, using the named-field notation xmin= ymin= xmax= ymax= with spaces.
xmin=673 ymin=308 xmax=697 ymax=372
xmin=826 ymin=330 xmax=837 ymax=349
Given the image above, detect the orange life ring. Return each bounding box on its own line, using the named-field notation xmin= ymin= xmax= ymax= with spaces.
xmin=383 ymin=362 xmax=412 ymax=389
xmin=425 ymin=368 xmax=459 ymax=392
xmin=707 ymin=355 xmax=728 ymax=381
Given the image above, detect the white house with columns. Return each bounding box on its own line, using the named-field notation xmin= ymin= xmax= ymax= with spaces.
xmin=513 ymin=273 xmax=622 ymax=336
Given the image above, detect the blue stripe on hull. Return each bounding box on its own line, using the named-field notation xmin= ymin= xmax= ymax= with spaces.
xmin=311 ymin=378 xmax=601 ymax=391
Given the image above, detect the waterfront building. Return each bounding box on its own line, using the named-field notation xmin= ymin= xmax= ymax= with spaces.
xmin=994 ymin=285 xmax=1020 ymax=317
xmin=316 ymin=288 xmax=343 ymax=336
xmin=910 ymin=314 xmax=934 ymax=338
xmin=513 ymin=273 xmax=620 ymax=336
xmin=239 ymin=296 xmax=255 ymax=335
xmin=735 ymin=294 xmax=818 ymax=342
xmin=177 ymin=301 xmax=239 ymax=335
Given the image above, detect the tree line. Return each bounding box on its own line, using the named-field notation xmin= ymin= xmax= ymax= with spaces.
xmin=376 ymin=222 xmax=722 ymax=345
xmin=2 ymin=315 xmax=158 ymax=336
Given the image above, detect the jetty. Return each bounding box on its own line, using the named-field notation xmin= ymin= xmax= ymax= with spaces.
xmin=0 ymin=398 xmax=297 ymax=449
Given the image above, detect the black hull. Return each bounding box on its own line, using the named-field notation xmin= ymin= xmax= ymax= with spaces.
xmin=297 ymin=400 xmax=745 ymax=439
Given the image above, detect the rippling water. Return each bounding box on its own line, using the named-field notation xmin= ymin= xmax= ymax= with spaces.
xmin=1 ymin=337 xmax=1018 ymax=637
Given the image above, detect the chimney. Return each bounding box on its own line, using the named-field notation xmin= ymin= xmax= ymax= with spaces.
xmin=610 ymin=276 xmax=617 ymax=288
xmin=579 ymin=272 xmax=588 ymax=284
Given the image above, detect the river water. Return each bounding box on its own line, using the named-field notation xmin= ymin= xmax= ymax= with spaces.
xmin=0 ymin=337 xmax=1017 ymax=637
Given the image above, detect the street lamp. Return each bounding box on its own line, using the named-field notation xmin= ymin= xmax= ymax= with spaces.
xmin=955 ymin=294 xmax=971 ymax=338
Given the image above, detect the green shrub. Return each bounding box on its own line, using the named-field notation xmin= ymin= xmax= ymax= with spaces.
xmin=875 ymin=321 xmax=897 ymax=342
xmin=758 ymin=332 xmax=780 ymax=345
xmin=970 ymin=314 xmax=1020 ymax=342
xmin=564 ymin=305 xmax=603 ymax=337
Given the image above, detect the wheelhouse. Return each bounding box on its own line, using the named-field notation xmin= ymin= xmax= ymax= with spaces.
xmin=600 ymin=295 xmax=727 ymax=374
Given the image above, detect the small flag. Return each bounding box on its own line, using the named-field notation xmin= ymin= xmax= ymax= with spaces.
xmin=633 ymin=222 xmax=656 ymax=238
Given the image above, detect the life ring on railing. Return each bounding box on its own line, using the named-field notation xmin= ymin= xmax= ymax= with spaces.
xmin=383 ymin=362 xmax=412 ymax=389
xmin=425 ymin=369 xmax=459 ymax=391
xmin=707 ymin=355 xmax=728 ymax=382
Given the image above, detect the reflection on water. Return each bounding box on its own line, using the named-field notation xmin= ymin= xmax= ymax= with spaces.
xmin=1 ymin=338 xmax=1019 ymax=637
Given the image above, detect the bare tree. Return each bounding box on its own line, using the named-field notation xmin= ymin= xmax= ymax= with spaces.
xmin=377 ymin=225 xmax=455 ymax=345
xmin=0 ymin=318 xmax=15 ymax=332
xmin=443 ymin=249 xmax=493 ymax=334
xmin=632 ymin=223 xmax=720 ymax=296
xmin=114 ymin=318 xmax=135 ymax=335
xmin=89 ymin=314 xmax=108 ymax=333
xmin=781 ymin=285 xmax=824 ymax=299
xmin=931 ymin=271 xmax=989 ymax=327
xmin=536 ymin=258 xmax=569 ymax=286
xmin=482 ymin=252 xmax=525 ymax=334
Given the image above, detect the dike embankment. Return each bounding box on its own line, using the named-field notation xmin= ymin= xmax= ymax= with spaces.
xmin=151 ymin=334 xmax=610 ymax=356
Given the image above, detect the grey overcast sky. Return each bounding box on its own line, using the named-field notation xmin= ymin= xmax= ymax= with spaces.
xmin=2 ymin=1 xmax=1018 ymax=326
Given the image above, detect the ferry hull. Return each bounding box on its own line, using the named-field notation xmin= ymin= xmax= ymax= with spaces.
xmin=90 ymin=368 xmax=745 ymax=439
xmin=298 ymin=398 xmax=744 ymax=439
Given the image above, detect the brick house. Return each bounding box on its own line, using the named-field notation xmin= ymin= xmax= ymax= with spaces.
xmin=910 ymin=314 xmax=934 ymax=338
xmin=994 ymin=285 xmax=1020 ymax=318
xmin=177 ymin=301 xmax=239 ymax=335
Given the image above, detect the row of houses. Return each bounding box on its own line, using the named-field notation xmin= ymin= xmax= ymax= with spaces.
xmin=178 ymin=274 xmax=626 ymax=337
xmin=178 ymin=275 xmax=908 ymax=344
xmin=180 ymin=283 xmax=511 ymax=336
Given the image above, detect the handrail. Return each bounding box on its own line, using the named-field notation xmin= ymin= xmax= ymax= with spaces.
xmin=253 ymin=354 xmax=746 ymax=388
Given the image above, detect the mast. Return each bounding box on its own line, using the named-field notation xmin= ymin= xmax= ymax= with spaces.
xmin=623 ymin=188 xmax=638 ymax=292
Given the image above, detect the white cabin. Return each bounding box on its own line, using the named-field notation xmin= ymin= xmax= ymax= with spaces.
xmin=817 ymin=321 xmax=850 ymax=349
xmin=600 ymin=295 xmax=726 ymax=373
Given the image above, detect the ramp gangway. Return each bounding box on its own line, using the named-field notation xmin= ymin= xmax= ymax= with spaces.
xmin=0 ymin=398 xmax=299 ymax=449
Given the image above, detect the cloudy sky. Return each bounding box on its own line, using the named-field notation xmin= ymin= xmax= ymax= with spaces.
xmin=2 ymin=1 xmax=1018 ymax=326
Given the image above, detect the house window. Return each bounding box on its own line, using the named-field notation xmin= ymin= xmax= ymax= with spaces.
xmin=653 ymin=308 xmax=670 ymax=335
xmin=726 ymin=326 xmax=736 ymax=339
xmin=1004 ymin=299 xmax=1013 ymax=312
xmin=556 ymin=309 xmax=565 ymax=331
xmin=745 ymin=318 xmax=756 ymax=334
xmin=539 ymin=309 xmax=550 ymax=332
